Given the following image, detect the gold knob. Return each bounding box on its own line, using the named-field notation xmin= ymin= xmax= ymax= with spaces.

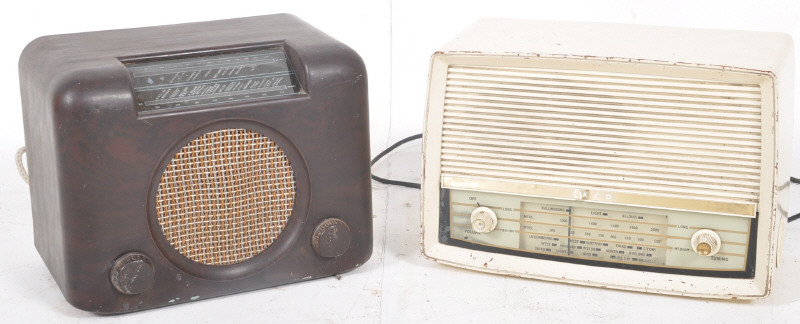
xmin=691 ymin=229 xmax=721 ymax=257
xmin=696 ymin=242 xmax=712 ymax=255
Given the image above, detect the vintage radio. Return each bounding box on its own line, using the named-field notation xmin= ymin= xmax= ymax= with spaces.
xmin=19 ymin=14 xmax=372 ymax=313
xmin=421 ymin=19 xmax=794 ymax=298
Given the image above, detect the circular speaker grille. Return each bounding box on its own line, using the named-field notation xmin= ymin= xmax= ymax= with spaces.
xmin=156 ymin=128 xmax=296 ymax=266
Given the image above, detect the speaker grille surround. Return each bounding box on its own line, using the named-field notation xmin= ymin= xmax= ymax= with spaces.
xmin=156 ymin=128 xmax=296 ymax=266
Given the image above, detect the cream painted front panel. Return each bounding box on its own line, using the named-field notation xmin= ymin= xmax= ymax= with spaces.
xmin=422 ymin=21 xmax=788 ymax=299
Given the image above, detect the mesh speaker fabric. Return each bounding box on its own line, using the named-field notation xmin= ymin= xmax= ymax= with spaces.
xmin=156 ymin=128 xmax=296 ymax=266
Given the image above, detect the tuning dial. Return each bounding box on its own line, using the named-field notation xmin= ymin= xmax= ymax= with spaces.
xmin=691 ymin=229 xmax=722 ymax=256
xmin=110 ymin=252 xmax=155 ymax=295
xmin=312 ymin=218 xmax=352 ymax=258
xmin=470 ymin=207 xmax=498 ymax=233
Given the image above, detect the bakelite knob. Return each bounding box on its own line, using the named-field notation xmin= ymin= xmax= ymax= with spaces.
xmin=312 ymin=218 xmax=352 ymax=258
xmin=110 ymin=252 xmax=155 ymax=295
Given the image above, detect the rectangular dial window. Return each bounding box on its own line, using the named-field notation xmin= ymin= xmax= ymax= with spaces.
xmin=447 ymin=189 xmax=751 ymax=272
xmin=125 ymin=47 xmax=302 ymax=112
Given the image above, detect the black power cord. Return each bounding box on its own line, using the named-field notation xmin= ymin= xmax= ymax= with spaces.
xmin=370 ymin=134 xmax=423 ymax=189
xmin=370 ymin=136 xmax=800 ymax=224
xmin=789 ymin=177 xmax=800 ymax=222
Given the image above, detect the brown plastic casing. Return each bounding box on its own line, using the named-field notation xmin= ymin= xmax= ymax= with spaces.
xmin=18 ymin=14 xmax=372 ymax=314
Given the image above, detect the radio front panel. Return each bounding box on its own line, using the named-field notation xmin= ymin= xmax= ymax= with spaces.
xmin=421 ymin=19 xmax=792 ymax=299
xmin=19 ymin=14 xmax=372 ymax=313
xmin=423 ymin=55 xmax=776 ymax=298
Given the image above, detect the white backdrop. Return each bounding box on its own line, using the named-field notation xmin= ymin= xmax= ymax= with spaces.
xmin=0 ymin=0 xmax=798 ymax=322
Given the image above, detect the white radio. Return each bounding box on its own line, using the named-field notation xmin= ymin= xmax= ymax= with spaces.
xmin=421 ymin=19 xmax=794 ymax=298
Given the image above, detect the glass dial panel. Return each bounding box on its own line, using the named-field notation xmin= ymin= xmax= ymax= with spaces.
xmin=448 ymin=189 xmax=751 ymax=271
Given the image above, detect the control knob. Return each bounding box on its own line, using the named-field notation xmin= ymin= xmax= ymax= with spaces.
xmin=470 ymin=207 xmax=498 ymax=233
xmin=691 ymin=229 xmax=722 ymax=256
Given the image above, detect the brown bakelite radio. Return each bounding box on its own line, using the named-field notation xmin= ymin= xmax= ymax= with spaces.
xmin=19 ymin=14 xmax=372 ymax=313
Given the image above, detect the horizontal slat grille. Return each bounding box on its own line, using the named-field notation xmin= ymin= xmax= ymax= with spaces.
xmin=440 ymin=65 xmax=762 ymax=204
